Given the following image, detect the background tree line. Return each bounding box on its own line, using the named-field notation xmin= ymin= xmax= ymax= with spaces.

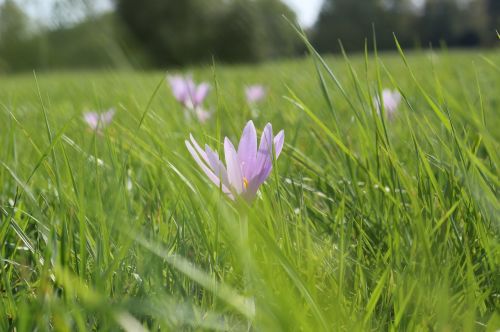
xmin=115 ymin=0 xmax=299 ymax=66
xmin=0 ymin=0 xmax=498 ymax=72
xmin=0 ymin=0 xmax=300 ymax=72
xmin=313 ymin=0 xmax=499 ymax=53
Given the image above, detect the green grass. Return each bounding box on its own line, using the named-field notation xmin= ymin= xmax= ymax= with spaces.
xmin=0 ymin=47 xmax=499 ymax=331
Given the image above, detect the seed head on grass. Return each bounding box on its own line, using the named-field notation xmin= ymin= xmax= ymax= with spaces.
xmin=185 ymin=120 xmax=284 ymax=202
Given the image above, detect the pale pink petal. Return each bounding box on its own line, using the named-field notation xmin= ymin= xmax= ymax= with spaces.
xmin=190 ymin=134 xmax=209 ymax=165
xmin=245 ymin=85 xmax=266 ymax=103
xmin=194 ymin=83 xmax=210 ymax=107
xmin=168 ymin=75 xmax=188 ymax=103
xmin=196 ymin=108 xmax=212 ymax=123
xmin=101 ymin=108 xmax=115 ymax=125
xmin=185 ymin=78 xmax=197 ymax=105
xmin=205 ymin=145 xmax=230 ymax=188
xmin=250 ymin=123 xmax=273 ymax=181
xmin=237 ymin=120 xmax=258 ymax=179
xmin=185 ymin=140 xmax=232 ymax=196
xmin=83 ymin=112 xmax=99 ymax=130
xmin=273 ymin=130 xmax=285 ymax=159
xmin=251 ymin=128 xmax=284 ymax=190
xmin=376 ymin=89 xmax=401 ymax=119
xmin=224 ymin=137 xmax=243 ymax=194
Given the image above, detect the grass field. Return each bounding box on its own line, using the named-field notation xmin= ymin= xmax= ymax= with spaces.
xmin=0 ymin=46 xmax=499 ymax=331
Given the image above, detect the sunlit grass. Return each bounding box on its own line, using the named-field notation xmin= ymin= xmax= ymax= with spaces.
xmin=0 ymin=47 xmax=499 ymax=331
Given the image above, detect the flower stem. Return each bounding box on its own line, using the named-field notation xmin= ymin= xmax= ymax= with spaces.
xmin=239 ymin=212 xmax=255 ymax=327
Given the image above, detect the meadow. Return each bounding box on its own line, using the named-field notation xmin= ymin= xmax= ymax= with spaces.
xmin=0 ymin=46 xmax=499 ymax=331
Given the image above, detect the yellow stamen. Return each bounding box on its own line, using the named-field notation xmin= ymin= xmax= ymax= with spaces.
xmin=243 ymin=177 xmax=249 ymax=190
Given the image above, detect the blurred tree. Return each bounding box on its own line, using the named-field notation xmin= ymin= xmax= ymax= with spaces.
xmin=116 ymin=0 xmax=223 ymax=65
xmin=487 ymin=0 xmax=500 ymax=44
xmin=419 ymin=0 xmax=489 ymax=47
xmin=0 ymin=0 xmax=32 ymax=71
xmin=255 ymin=0 xmax=300 ymax=58
xmin=313 ymin=0 xmax=495 ymax=53
xmin=0 ymin=0 xmax=28 ymax=40
xmin=214 ymin=0 xmax=263 ymax=63
xmin=312 ymin=0 xmax=403 ymax=53
xmin=214 ymin=0 xmax=299 ymax=62
xmin=419 ymin=0 xmax=461 ymax=46
xmin=42 ymin=13 xmax=138 ymax=68
xmin=115 ymin=0 xmax=299 ymax=66
xmin=458 ymin=0 xmax=489 ymax=46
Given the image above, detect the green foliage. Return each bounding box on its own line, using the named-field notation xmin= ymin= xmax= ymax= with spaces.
xmin=0 ymin=0 xmax=28 ymax=41
xmin=0 ymin=10 xmax=148 ymax=73
xmin=116 ymin=0 xmax=300 ymax=66
xmin=255 ymin=0 xmax=302 ymax=59
xmin=214 ymin=0 xmax=263 ymax=63
xmin=313 ymin=0 xmax=496 ymax=53
xmin=0 ymin=0 xmax=30 ymax=71
xmin=116 ymin=0 xmax=220 ymax=66
xmin=0 ymin=45 xmax=499 ymax=330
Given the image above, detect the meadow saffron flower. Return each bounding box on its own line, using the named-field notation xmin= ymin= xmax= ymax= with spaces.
xmin=195 ymin=109 xmax=212 ymax=123
xmin=83 ymin=108 xmax=115 ymax=130
xmin=374 ymin=89 xmax=401 ymax=120
xmin=168 ymin=75 xmax=211 ymax=122
xmin=245 ymin=85 xmax=266 ymax=104
xmin=185 ymin=120 xmax=284 ymax=202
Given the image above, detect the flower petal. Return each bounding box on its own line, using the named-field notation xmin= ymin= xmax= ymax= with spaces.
xmin=245 ymin=85 xmax=266 ymax=103
xmin=205 ymin=145 xmax=230 ymax=188
xmin=168 ymin=75 xmax=188 ymax=103
xmin=196 ymin=108 xmax=212 ymax=123
xmin=251 ymin=123 xmax=273 ymax=180
xmin=194 ymin=83 xmax=210 ymax=107
xmin=185 ymin=78 xmax=197 ymax=102
xmin=190 ymin=134 xmax=209 ymax=165
xmin=224 ymin=137 xmax=243 ymax=194
xmin=252 ymin=128 xmax=284 ymax=189
xmin=84 ymin=112 xmax=99 ymax=129
xmin=273 ymin=129 xmax=284 ymax=159
xmin=101 ymin=108 xmax=115 ymax=125
xmin=237 ymin=120 xmax=257 ymax=179
xmin=380 ymin=89 xmax=401 ymax=116
xmin=186 ymin=140 xmax=232 ymax=197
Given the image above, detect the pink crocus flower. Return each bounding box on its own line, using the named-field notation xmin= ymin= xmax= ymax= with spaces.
xmin=374 ymin=89 xmax=401 ymax=120
xmin=83 ymin=108 xmax=115 ymax=130
xmin=185 ymin=120 xmax=284 ymax=202
xmin=168 ymin=74 xmax=210 ymax=110
xmin=245 ymin=85 xmax=266 ymax=104
xmin=195 ymin=108 xmax=212 ymax=124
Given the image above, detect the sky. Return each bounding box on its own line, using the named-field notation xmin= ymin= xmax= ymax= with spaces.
xmin=6 ymin=0 xmax=324 ymax=28
xmin=283 ymin=0 xmax=323 ymax=27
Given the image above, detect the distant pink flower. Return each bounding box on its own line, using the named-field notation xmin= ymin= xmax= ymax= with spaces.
xmin=245 ymin=85 xmax=266 ymax=104
xmin=185 ymin=120 xmax=284 ymax=202
xmin=168 ymin=74 xmax=210 ymax=110
xmin=195 ymin=108 xmax=212 ymax=124
xmin=83 ymin=108 xmax=115 ymax=130
xmin=374 ymin=89 xmax=401 ymax=120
